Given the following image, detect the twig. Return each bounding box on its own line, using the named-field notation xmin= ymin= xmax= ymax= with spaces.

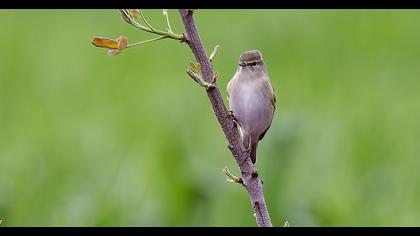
xmin=223 ymin=166 xmax=244 ymax=186
xmin=163 ymin=9 xmax=173 ymax=32
xmin=119 ymin=9 xmax=184 ymax=41
xmin=178 ymin=9 xmax=272 ymax=227
xmin=209 ymin=45 xmax=220 ymax=62
xmin=126 ymin=36 xmax=168 ymax=48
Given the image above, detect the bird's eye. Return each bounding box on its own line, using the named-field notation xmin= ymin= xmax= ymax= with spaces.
xmin=252 ymin=62 xmax=257 ymax=66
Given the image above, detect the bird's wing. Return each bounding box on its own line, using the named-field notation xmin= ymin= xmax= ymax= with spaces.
xmin=227 ymin=71 xmax=239 ymax=101
xmin=263 ymin=75 xmax=276 ymax=111
xmin=227 ymin=80 xmax=231 ymax=101
xmin=258 ymin=75 xmax=276 ymax=141
xmin=272 ymin=87 xmax=277 ymax=111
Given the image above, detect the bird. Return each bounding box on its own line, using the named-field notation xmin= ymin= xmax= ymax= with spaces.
xmin=227 ymin=50 xmax=276 ymax=164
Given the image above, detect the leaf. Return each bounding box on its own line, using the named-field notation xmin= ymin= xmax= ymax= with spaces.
xmin=129 ymin=9 xmax=141 ymax=19
xmin=92 ymin=37 xmax=119 ymax=49
xmin=106 ymin=49 xmax=117 ymax=56
xmin=117 ymin=36 xmax=128 ymax=50
xmin=92 ymin=36 xmax=128 ymax=56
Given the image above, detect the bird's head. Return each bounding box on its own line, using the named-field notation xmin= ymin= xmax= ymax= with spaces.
xmin=238 ymin=50 xmax=266 ymax=73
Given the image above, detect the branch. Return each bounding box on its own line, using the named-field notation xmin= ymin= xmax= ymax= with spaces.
xmin=91 ymin=9 xmax=274 ymax=227
xmin=178 ymin=9 xmax=272 ymax=227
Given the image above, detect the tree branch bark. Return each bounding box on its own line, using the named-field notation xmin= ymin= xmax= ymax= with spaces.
xmin=178 ymin=9 xmax=273 ymax=227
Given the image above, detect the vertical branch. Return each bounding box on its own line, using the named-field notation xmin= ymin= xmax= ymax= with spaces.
xmin=178 ymin=9 xmax=272 ymax=227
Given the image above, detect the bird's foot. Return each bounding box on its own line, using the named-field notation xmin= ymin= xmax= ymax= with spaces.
xmin=228 ymin=110 xmax=236 ymax=121
xmin=228 ymin=110 xmax=239 ymax=129
xmin=243 ymin=146 xmax=251 ymax=155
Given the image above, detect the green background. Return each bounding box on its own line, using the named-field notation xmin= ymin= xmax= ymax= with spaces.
xmin=1 ymin=9 xmax=420 ymax=226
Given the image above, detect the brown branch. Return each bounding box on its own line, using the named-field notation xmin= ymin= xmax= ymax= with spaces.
xmin=178 ymin=9 xmax=273 ymax=227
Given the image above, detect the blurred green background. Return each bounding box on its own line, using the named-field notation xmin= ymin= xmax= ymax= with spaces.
xmin=1 ymin=9 xmax=420 ymax=226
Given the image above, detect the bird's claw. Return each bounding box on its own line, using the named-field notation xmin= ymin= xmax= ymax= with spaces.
xmin=242 ymin=145 xmax=251 ymax=156
xmin=228 ymin=110 xmax=239 ymax=129
xmin=228 ymin=110 xmax=236 ymax=121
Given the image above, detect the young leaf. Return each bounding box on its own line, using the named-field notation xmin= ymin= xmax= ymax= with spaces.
xmin=92 ymin=36 xmax=128 ymax=56
xmin=92 ymin=37 xmax=119 ymax=49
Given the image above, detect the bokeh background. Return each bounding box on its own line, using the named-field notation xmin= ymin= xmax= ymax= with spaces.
xmin=1 ymin=9 xmax=420 ymax=226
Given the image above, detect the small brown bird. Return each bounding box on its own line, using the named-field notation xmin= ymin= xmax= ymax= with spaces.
xmin=227 ymin=50 xmax=276 ymax=164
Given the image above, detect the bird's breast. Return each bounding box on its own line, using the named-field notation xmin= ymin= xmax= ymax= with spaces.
xmin=229 ymin=77 xmax=274 ymax=133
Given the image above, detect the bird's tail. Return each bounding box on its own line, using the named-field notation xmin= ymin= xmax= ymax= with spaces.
xmin=250 ymin=141 xmax=258 ymax=164
xmin=243 ymin=132 xmax=258 ymax=164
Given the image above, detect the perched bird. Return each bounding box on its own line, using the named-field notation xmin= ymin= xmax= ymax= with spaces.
xmin=227 ymin=50 xmax=276 ymax=164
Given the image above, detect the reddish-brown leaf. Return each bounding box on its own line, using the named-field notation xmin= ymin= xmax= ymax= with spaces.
xmin=92 ymin=37 xmax=119 ymax=49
